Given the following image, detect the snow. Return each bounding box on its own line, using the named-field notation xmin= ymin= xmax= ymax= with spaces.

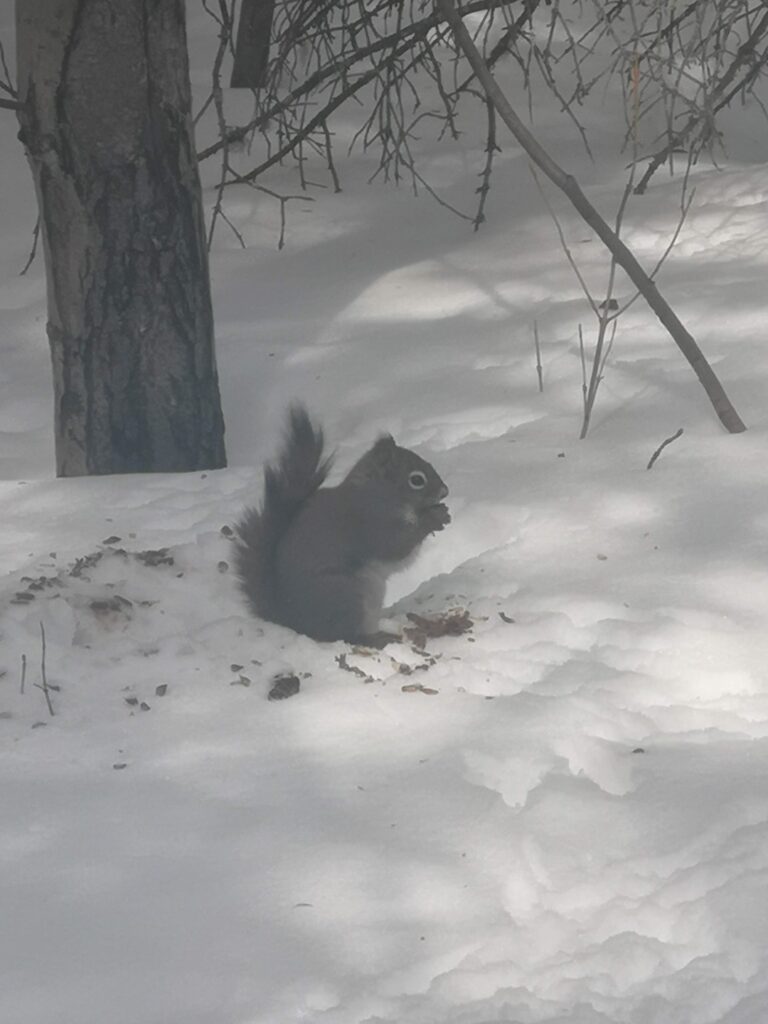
xmin=3 ymin=3 xmax=768 ymax=1023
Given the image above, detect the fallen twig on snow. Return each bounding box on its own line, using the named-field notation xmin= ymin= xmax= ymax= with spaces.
xmin=647 ymin=428 xmax=684 ymax=470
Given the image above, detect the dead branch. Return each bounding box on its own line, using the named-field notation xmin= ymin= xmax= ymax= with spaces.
xmin=322 ymin=120 xmax=342 ymax=193
xmin=437 ymin=0 xmax=746 ymax=435
xmin=205 ymin=1 xmax=245 ymax=250
xmin=533 ymin=320 xmax=543 ymax=393
xmin=224 ymin=28 xmax=434 ymax=187
xmin=647 ymin=427 xmax=684 ymax=469
xmin=635 ymin=6 xmax=768 ymax=193
xmin=19 ymin=215 xmax=40 ymax=276
xmin=0 ymin=35 xmax=18 ymax=110
xmin=38 ymin=622 xmax=54 ymax=716
xmin=474 ymin=96 xmax=498 ymax=230
xmin=196 ymin=0 xmax=768 ymax=237
xmin=196 ymin=0 xmax=501 ymax=165
xmin=247 ymin=182 xmax=312 ymax=249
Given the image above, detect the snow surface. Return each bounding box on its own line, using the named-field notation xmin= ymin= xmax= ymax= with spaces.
xmin=3 ymin=4 xmax=768 ymax=1023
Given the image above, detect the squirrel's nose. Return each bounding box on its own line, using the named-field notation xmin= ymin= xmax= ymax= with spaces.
xmin=438 ymin=483 xmax=449 ymax=501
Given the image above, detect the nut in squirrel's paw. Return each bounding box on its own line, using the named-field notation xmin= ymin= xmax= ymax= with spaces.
xmin=422 ymin=502 xmax=451 ymax=533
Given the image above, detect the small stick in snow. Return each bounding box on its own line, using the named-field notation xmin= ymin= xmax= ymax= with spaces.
xmin=20 ymin=653 xmax=27 ymax=695
xmin=578 ymin=324 xmax=587 ymax=413
xmin=533 ymin=320 xmax=543 ymax=392
xmin=647 ymin=428 xmax=684 ymax=470
xmin=37 ymin=623 xmax=55 ymax=717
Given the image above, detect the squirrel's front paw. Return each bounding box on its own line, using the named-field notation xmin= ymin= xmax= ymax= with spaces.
xmin=422 ymin=502 xmax=451 ymax=533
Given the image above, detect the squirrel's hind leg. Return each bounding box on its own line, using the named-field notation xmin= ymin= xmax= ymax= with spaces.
xmin=278 ymin=564 xmax=389 ymax=643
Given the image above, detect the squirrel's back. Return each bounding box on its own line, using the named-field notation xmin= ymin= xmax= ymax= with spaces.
xmin=233 ymin=405 xmax=332 ymax=621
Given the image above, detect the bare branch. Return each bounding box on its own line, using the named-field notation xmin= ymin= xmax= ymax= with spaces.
xmin=635 ymin=6 xmax=768 ymax=192
xmin=38 ymin=622 xmax=55 ymax=717
xmin=533 ymin=320 xmax=543 ymax=393
xmin=205 ymin=1 xmax=241 ymax=250
xmin=436 ymin=0 xmax=746 ymax=434
xmin=647 ymin=427 xmax=684 ymax=469
xmin=474 ymin=96 xmax=497 ymax=230
xmin=19 ymin=216 xmax=40 ymax=276
xmin=196 ymin=0 xmax=502 ymax=164
xmin=0 ymin=35 xmax=16 ymax=98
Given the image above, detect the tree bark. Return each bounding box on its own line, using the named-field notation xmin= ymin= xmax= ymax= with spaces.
xmin=16 ymin=0 xmax=227 ymax=476
xmin=230 ymin=0 xmax=275 ymax=89
xmin=437 ymin=0 xmax=747 ymax=435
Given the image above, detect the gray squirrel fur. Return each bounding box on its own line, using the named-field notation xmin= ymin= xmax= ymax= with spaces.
xmin=233 ymin=405 xmax=450 ymax=643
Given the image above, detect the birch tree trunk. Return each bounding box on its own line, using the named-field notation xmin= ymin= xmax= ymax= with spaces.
xmin=16 ymin=0 xmax=227 ymax=476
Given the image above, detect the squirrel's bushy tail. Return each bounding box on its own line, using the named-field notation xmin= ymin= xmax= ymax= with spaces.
xmin=234 ymin=405 xmax=332 ymax=620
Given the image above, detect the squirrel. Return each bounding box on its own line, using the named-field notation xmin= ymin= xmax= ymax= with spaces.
xmin=233 ymin=405 xmax=450 ymax=644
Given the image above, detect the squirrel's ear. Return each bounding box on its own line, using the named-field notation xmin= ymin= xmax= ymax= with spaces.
xmin=373 ymin=434 xmax=397 ymax=462
xmin=369 ymin=433 xmax=397 ymax=471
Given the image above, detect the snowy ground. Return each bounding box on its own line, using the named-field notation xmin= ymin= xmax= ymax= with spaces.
xmin=3 ymin=5 xmax=768 ymax=1024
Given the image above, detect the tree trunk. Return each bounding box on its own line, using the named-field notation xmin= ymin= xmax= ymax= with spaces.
xmin=16 ymin=0 xmax=227 ymax=476
xmin=230 ymin=0 xmax=275 ymax=89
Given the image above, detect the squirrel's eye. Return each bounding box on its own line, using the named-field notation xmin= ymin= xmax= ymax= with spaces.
xmin=408 ymin=471 xmax=427 ymax=490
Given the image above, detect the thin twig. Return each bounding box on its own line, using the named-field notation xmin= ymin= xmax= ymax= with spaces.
xmin=436 ymin=0 xmax=746 ymax=435
xmin=530 ymin=165 xmax=598 ymax=317
xmin=474 ymin=96 xmax=498 ymax=230
xmin=533 ymin=319 xmax=543 ymax=392
xmin=19 ymin=216 xmax=40 ymax=276
xmin=322 ymin=120 xmax=342 ymax=193
xmin=38 ymin=622 xmax=54 ymax=716
xmin=0 ymin=36 xmax=16 ymax=97
xmin=206 ymin=1 xmax=240 ymax=250
xmin=224 ymin=29 xmax=434 ymax=187
xmin=578 ymin=166 xmax=631 ymax=437
xmin=634 ymin=8 xmax=768 ymax=194
xmin=247 ymin=182 xmax=313 ymax=250
xmin=196 ymin=5 xmax=471 ymax=162
xmin=20 ymin=653 xmax=27 ymax=695
xmin=647 ymin=427 xmax=684 ymax=469
xmin=454 ymin=0 xmax=541 ymax=96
